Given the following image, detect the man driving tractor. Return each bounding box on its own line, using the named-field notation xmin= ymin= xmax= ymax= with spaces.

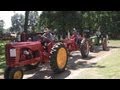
xmin=71 ymin=28 xmax=82 ymax=45
xmin=43 ymin=28 xmax=55 ymax=42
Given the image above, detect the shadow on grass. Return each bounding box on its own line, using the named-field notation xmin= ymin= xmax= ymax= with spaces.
xmin=27 ymin=69 xmax=71 ymax=79
xmin=83 ymin=62 xmax=106 ymax=68
xmin=109 ymin=46 xmax=120 ymax=49
xmin=24 ymin=63 xmax=71 ymax=79
xmin=24 ymin=53 xmax=105 ymax=79
xmin=82 ymin=55 xmax=96 ymax=60
xmin=67 ymin=54 xmax=97 ymax=70
xmin=90 ymin=46 xmax=110 ymax=53
xmin=23 ymin=48 xmax=108 ymax=79
xmin=24 ymin=54 xmax=97 ymax=79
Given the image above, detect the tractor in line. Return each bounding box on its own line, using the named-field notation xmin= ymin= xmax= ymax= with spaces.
xmin=4 ymin=30 xmax=90 ymax=79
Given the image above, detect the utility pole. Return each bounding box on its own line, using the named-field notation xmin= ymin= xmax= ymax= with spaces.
xmin=21 ymin=11 xmax=29 ymax=42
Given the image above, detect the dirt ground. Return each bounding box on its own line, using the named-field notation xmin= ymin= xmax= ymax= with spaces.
xmin=24 ymin=46 xmax=114 ymax=79
xmin=0 ymin=46 xmax=115 ymax=79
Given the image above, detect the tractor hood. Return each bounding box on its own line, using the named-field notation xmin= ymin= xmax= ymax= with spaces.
xmin=6 ymin=41 xmax=41 ymax=48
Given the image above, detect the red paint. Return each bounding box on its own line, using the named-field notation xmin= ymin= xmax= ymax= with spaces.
xmin=5 ymin=40 xmax=55 ymax=68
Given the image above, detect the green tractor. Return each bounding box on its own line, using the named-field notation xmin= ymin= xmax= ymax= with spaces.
xmin=89 ymin=31 xmax=109 ymax=52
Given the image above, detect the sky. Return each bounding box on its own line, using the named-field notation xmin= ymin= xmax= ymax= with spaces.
xmin=0 ymin=11 xmax=42 ymax=29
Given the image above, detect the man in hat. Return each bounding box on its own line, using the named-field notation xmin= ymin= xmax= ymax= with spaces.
xmin=43 ymin=28 xmax=55 ymax=42
xmin=71 ymin=28 xmax=81 ymax=45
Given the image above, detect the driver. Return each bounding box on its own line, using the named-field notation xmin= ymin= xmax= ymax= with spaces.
xmin=71 ymin=28 xmax=80 ymax=45
xmin=42 ymin=28 xmax=55 ymax=42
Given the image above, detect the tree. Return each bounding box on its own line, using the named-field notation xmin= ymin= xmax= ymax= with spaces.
xmin=24 ymin=11 xmax=29 ymax=33
xmin=11 ymin=13 xmax=25 ymax=33
xmin=38 ymin=11 xmax=81 ymax=39
xmin=11 ymin=11 xmax=39 ymax=34
xmin=28 ymin=11 xmax=39 ymax=32
xmin=37 ymin=11 xmax=120 ymax=39
xmin=0 ymin=20 xmax=4 ymax=34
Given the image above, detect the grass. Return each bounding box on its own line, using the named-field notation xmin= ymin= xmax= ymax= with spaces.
xmin=0 ymin=40 xmax=8 ymax=75
xmin=75 ymin=40 xmax=120 ymax=79
xmin=95 ymin=50 xmax=120 ymax=79
xmin=108 ymin=40 xmax=120 ymax=46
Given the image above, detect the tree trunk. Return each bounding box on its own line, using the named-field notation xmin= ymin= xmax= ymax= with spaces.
xmin=24 ymin=11 xmax=29 ymax=33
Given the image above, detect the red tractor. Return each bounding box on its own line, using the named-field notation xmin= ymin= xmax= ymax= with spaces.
xmin=62 ymin=31 xmax=90 ymax=58
xmin=4 ymin=34 xmax=68 ymax=79
xmin=4 ymin=31 xmax=89 ymax=79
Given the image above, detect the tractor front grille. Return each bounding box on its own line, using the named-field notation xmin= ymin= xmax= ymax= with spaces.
xmin=5 ymin=45 xmax=16 ymax=64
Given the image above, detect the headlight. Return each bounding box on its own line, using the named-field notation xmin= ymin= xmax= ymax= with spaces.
xmin=10 ymin=48 xmax=16 ymax=57
xmin=92 ymin=39 xmax=95 ymax=43
xmin=99 ymin=40 xmax=102 ymax=43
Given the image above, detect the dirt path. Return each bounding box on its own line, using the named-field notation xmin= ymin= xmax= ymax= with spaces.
xmin=0 ymin=46 xmax=116 ymax=79
xmin=65 ymin=48 xmax=116 ymax=79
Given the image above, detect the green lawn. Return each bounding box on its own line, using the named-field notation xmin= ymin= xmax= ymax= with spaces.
xmin=108 ymin=40 xmax=120 ymax=46
xmin=75 ymin=40 xmax=120 ymax=79
xmin=0 ymin=40 xmax=8 ymax=75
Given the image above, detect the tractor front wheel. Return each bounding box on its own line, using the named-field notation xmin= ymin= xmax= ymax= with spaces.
xmin=4 ymin=67 xmax=23 ymax=79
xmin=4 ymin=67 xmax=11 ymax=79
xmin=90 ymin=45 xmax=94 ymax=52
xmin=50 ymin=43 xmax=68 ymax=74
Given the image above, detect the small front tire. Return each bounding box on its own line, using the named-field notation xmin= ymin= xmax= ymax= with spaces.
xmin=4 ymin=67 xmax=23 ymax=79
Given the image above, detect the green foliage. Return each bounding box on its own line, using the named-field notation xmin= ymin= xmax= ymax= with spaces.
xmin=0 ymin=40 xmax=7 ymax=75
xmin=28 ymin=11 xmax=39 ymax=32
xmin=11 ymin=11 xmax=39 ymax=33
xmin=0 ymin=20 xmax=4 ymax=34
xmin=9 ymin=11 xmax=120 ymax=39
xmin=37 ymin=11 xmax=120 ymax=39
xmin=11 ymin=13 xmax=25 ymax=33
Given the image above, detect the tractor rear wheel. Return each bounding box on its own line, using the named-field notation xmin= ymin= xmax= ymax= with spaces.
xmin=50 ymin=43 xmax=68 ymax=74
xmin=80 ymin=39 xmax=89 ymax=58
xmin=102 ymin=38 xmax=107 ymax=51
xmin=4 ymin=67 xmax=23 ymax=79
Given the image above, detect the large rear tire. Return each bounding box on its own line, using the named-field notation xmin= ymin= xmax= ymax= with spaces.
xmin=50 ymin=43 xmax=68 ymax=74
xmin=102 ymin=38 xmax=107 ymax=51
xmin=80 ymin=39 xmax=89 ymax=58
